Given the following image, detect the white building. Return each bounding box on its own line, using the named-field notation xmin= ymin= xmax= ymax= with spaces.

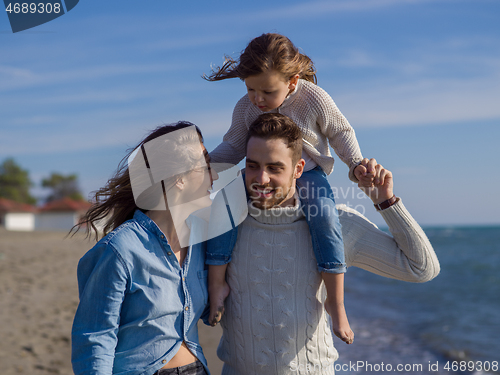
xmin=0 ymin=198 xmax=37 ymax=231
xmin=0 ymin=197 xmax=92 ymax=232
xmin=36 ymin=197 xmax=92 ymax=231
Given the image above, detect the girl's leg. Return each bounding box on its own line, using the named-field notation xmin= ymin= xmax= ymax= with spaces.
xmin=323 ymin=273 xmax=354 ymax=344
xmin=296 ymin=167 xmax=346 ymax=273
xmin=296 ymin=167 xmax=353 ymax=344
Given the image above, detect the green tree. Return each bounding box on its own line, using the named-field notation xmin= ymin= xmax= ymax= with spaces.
xmin=42 ymin=173 xmax=84 ymax=202
xmin=0 ymin=158 xmax=37 ymax=204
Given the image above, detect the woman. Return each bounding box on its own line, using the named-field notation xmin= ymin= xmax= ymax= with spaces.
xmin=71 ymin=122 xmax=217 ymax=375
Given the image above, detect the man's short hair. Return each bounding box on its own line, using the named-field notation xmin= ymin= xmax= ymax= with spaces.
xmin=246 ymin=113 xmax=303 ymax=164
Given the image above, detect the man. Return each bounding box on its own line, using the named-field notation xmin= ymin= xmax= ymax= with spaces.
xmin=215 ymin=113 xmax=440 ymax=375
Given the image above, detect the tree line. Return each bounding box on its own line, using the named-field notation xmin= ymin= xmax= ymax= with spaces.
xmin=0 ymin=158 xmax=84 ymax=205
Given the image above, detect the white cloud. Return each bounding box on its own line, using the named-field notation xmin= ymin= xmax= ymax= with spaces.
xmin=335 ymin=49 xmax=378 ymax=68
xmin=0 ymin=65 xmax=36 ymax=79
xmin=231 ymin=0 xmax=451 ymax=22
xmin=0 ymin=62 xmax=185 ymax=92
xmin=182 ymin=109 xmax=234 ymax=138
xmin=337 ymin=74 xmax=500 ymax=127
xmin=0 ymin=104 xmax=235 ymax=157
xmin=141 ymin=33 xmax=242 ymax=53
xmin=0 ymin=110 xmax=145 ymax=156
xmin=320 ymin=35 xmax=500 ymax=127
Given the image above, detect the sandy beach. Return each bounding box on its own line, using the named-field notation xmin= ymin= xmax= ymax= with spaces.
xmin=0 ymin=228 xmax=224 ymax=375
xmin=4 ymin=227 xmax=489 ymax=375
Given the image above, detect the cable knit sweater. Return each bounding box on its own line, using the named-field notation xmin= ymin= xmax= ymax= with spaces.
xmin=210 ymin=79 xmax=363 ymax=182
xmin=217 ymin=198 xmax=440 ymax=375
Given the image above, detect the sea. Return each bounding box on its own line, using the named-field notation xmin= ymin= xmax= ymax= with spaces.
xmin=335 ymin=225 xmax=500 ymax=375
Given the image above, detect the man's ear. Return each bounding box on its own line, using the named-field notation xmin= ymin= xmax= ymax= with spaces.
xmin=288 ymin=74 xmax=300 ymax=91
xmin=294 ymin=158 xmax=305 ymax=179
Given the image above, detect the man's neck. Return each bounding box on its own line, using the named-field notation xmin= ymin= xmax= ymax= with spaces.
xmin=248 ymin=192 xmax=303 ymax=225
xmin=275 ymin=183 xmax=297 ymax=208
xmin=275 ymin=194 xmax=297 ymax=208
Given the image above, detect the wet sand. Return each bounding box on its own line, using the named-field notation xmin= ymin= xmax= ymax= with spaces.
xmin=0 ymin=229 xmax=223 ymax=375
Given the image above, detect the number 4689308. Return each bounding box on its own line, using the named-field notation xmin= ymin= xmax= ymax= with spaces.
xmin=444 ymin=361 xmax=498 ymax=372
xmin=6 ymin=2 xmax=62 ymax=14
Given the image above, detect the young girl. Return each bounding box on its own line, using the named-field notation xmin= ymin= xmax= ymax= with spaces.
xmin=204 ymin=33 xmax=374 ymax=345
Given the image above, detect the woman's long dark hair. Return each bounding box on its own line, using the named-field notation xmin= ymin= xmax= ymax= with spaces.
xmin=71 ymin=121 xmax=202 ymax=241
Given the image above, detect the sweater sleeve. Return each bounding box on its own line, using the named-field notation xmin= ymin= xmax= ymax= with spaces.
xmin=209 ymin=95 xmax=251 ymax=166
xmin=314 ymin=86 xmax=363 ymax=182
xmin=339 ymin=199 xmax=440 ymax=283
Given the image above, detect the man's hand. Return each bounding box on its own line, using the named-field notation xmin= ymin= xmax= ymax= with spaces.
xmin=357 ymin=159 xmax=394 ymax=205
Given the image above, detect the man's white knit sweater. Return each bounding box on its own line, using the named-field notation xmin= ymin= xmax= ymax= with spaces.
xmin=210 ymin=79 xmax=363 ymax=181
xmin=217 ymin=197 xmax=439 ymax=375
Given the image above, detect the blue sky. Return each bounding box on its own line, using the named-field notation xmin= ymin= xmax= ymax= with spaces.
xmin=1 ymin=0 xmax=499 ymax=226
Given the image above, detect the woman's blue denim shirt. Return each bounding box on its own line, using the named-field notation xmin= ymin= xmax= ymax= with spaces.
xmin=71 ymin=210 xmax=210 ymax=375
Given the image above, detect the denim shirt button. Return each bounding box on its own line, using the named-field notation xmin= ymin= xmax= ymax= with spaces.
xmin=162 ymin=359 xmax=167 ymax=364
xmin=160 ymin=235 xmax=165 ymax=239
xmin=167 ymin=252 xmax=172 ymax=256
xmin=185 ymin=306 xmax=189 ymax=311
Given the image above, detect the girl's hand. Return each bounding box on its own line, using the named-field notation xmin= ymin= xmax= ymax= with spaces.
xmin=354 ymin=158 xmax=377 ymax=187
xmin=358 ymin=163 xmax=394 ymax=205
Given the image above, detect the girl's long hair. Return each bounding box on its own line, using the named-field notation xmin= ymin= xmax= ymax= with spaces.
xmin=72 ymin=121 xmax=202 ymax=241
xmin=203 ymin=33 xmax=317 ymax=84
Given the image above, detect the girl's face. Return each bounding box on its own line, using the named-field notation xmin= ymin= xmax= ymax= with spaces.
xmin=244 ymin=70 xmax=299 ymax=112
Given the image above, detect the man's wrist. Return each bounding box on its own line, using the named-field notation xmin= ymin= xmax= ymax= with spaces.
xmin=374 ymin=195 xmax=398 ymax=211
xmin=370 ymin=190 xmax=394 ymax=205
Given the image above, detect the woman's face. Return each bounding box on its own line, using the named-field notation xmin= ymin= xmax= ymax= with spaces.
xmin=178 ymin=143 xmax=218 ymax=208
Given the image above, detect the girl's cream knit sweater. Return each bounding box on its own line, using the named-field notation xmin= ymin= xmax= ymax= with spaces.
xmin=210 ymin=79 xmax=364 ymax=182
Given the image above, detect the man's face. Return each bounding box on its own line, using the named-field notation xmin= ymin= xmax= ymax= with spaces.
xmin=245 ymin=136 xmax=304 ymax=209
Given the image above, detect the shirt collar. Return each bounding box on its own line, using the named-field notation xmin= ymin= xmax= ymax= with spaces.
xmin=133 ymin=209 xmax=165 ymax=239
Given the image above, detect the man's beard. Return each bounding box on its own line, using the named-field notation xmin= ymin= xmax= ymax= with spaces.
xmin=248 ymin=174 xmax=294 ymax=209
